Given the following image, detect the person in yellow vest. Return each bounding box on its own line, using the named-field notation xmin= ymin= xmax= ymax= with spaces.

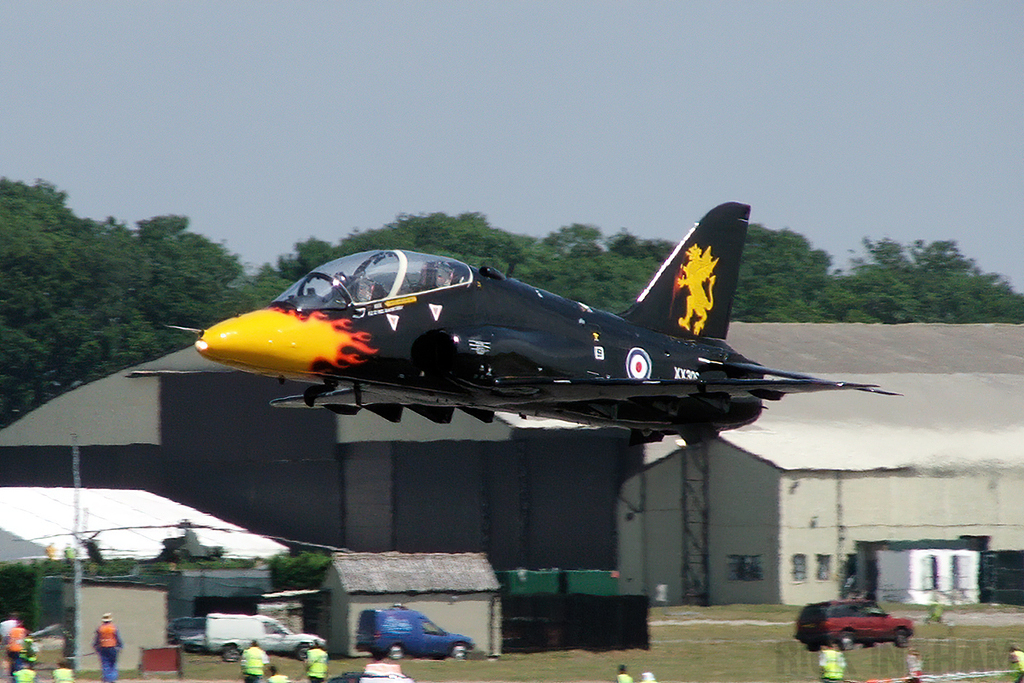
xmin=242 ymin=641 xmax=268 ymax=683
xmin=266 ymin=665 xmax=289 ymax=683
xmin=20 ymin=637 xmax=36 ymax=671
xmin=53 ymin=660 xmax=75 ymax=683
xmin=616 ymin=664 xmax=633 ymax=683
xmin=12 ymin=660 xmax=35 ymax=683
xmin=305 ymin=644 xmax=328 ymax=683
xmin=819 ymin=642 xmax=846 ymax=682
xmin=1009 ymin=644 xmax=1024 ymax=683
xmin=93 ymin=613 xmax=123 ymax=683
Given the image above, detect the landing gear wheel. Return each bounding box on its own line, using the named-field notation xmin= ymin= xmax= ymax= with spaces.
xmin=388 ymin=643 xmax=404 ymax=660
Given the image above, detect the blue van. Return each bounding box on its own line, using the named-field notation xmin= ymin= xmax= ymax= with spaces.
xmin=357 ymin=607 xmax=474 ymax=660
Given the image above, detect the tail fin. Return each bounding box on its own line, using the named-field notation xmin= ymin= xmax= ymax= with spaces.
xmin=621 ymin=202 xmax=749 ymax=340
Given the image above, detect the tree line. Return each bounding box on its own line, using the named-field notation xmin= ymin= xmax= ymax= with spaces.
xmin=2 ymin=178 xmax=1021 ymax=429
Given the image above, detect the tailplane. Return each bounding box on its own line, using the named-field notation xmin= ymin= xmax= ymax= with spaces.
xmin=621 ymin=202 xmax=749 ymax=339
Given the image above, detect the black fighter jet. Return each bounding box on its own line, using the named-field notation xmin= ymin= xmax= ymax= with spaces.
xmin=196 ymin=203 xmax=889 ymax=443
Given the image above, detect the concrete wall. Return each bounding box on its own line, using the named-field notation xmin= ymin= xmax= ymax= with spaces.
xmin=617 ymin=447 xmax=684 ymax=603
xmin=619 ymin=439 xmax=784 ymax=606
xmin=778 ymin=471 xmax=847 ymax=605
xmin=708 ymin=441 xmax=781 ymax=604
xmin=321 ymin=570 xmax=350 ymax=656
xmin=63 ymin=584 xmax=167 ymax=673
xmin=840 ymin=470 xmax=1024 ymax=549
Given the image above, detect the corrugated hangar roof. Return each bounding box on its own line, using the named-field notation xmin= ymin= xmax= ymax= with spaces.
xmin=720 ymin=323 xmax=1024 ymax=472
xmin=332 ymin=551 xmax=500 ymax=594
xmin=0 ymin=487 xmax=287 ymax=562
xmin=727 ymin=322 xmax=1024 ymax=375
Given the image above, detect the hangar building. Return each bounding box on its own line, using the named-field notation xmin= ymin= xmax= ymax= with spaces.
xmin=618 ymin=323 xmax=1024 ymax=605
xmin=0 ymin=344 xmax=636 ymax=571
xmin=1 ymin=323 xmax=1022 ymax=606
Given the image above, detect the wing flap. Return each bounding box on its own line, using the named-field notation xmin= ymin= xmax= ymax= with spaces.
xmin=489 ymin=375 xmax=895 ymax=402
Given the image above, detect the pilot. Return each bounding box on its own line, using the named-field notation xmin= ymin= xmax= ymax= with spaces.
xmin=435 ymin=266 xmax=455 ymax=288
xmin=351 ymin=277 xmax=372 ymax=302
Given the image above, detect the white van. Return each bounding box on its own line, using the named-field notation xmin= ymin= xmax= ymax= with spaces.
xmin=204 ymin=613 xmax=326 ymax=661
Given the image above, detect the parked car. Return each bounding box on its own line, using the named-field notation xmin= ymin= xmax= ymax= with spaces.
xmin=795 ymin=599 xmax=913 ymax=651
xmin=204 ymin=613 xmax=326 ymax=661
xmin=357 ymin=607 xmax=473 ymax=660
xmin=166 ymin=616 xmax=207 ymax=651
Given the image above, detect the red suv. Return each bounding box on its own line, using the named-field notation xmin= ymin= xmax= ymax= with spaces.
xmin=795 ymin=600 xmax=913 ymax=651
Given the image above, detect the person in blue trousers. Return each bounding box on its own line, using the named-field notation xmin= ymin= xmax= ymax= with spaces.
xmin=93 ymin=614 xmax=123 ymax=683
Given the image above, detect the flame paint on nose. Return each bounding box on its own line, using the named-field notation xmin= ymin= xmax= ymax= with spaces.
xmin=195 ymin=308 xmax=377 ymax=378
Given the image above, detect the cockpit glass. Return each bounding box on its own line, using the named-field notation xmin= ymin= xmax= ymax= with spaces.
xmin=271 ymin=250 xmax=472 ymax=311
xmin=397 ymin=252 xmax=472 ymax=295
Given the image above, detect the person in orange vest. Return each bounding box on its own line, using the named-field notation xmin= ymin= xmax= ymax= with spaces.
xmin=93 ymin=613 xmax=123 ymax=683
xmin=3 ymin=616 xmax=28 ymax=675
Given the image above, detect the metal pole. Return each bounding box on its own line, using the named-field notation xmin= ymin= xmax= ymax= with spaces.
xmin=72 ymin=434 xmax=83 ymax=671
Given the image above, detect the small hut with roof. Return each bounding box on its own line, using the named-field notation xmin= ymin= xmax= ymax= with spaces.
xmin=321 ymin=551 xmax=501 ymax=657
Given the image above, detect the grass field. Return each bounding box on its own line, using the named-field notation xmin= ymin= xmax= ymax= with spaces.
xmin=33 ymin=604 xmax=1024 ymax=682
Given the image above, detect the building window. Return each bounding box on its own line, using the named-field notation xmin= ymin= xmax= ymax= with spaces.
xmin=792 ymin=554 xmax=807 ymax=581
xmin=728 ymin=555 xmax=764 ymax=581
xmin=816 ymin=554 xmax=832 ymax=581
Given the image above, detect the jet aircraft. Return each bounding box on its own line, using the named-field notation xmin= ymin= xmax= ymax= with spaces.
xmin=195 ymin=203 xmax=890 ymax=443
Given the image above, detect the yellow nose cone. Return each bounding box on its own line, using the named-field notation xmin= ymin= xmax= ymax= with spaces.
xmin=195 ymin=308 xmax=377 ymax=378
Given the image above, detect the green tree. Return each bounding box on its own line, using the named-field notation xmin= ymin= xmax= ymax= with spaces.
xmin=267 ymin=552 xmax=333 ymax=590
xmin=0 ymin=564 xmax=40 ymax=630
xmin=0 ymin=179 xmax=259 ymax=429
xmin=732 ymin=225 xmax=837 ymax=322
xmin=827 ymin=238 xmax=1024 ymax=323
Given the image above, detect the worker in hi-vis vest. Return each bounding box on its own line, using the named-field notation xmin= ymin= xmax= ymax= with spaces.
xmin=93 ymin=614 xmax=123 ymax=683
xmin=12 ymin=660 xmax=35 ymax=683
xmin=819 ymin=642 xmax=846 ymax=682
xmin=242 ymin=641 xmax=268 ymax=683
xmin=305 ymin=644 xmax=328 ymax=683
xmin=52 ymin=660 xmax=75 ymax=683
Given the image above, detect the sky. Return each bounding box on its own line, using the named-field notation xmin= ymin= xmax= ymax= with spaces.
xmin=2 ymin=2 xmax=1022 ymax=291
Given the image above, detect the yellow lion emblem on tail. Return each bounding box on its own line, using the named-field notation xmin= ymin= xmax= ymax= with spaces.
xmin=675 ymin=244 xmax=718 ymax=334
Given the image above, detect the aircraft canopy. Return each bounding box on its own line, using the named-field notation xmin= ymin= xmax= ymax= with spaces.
xmin=273 ymin=249 xmax=472 ymax=311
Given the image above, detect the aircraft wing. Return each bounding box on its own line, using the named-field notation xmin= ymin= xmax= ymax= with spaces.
xmin=271 ymin=390 xmax=355 ymax=409
xmin=488 ymin=375 xmax=896 ymax=402
xmin=269 ymin=365 xmax=895 ymax=411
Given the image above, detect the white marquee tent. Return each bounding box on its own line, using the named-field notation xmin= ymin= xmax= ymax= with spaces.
xmin=0 ymin=487 xmax=286 ymax=562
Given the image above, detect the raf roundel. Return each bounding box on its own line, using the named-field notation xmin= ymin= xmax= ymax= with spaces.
xmin=626 ymin=347 xmax=652 ymax=380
